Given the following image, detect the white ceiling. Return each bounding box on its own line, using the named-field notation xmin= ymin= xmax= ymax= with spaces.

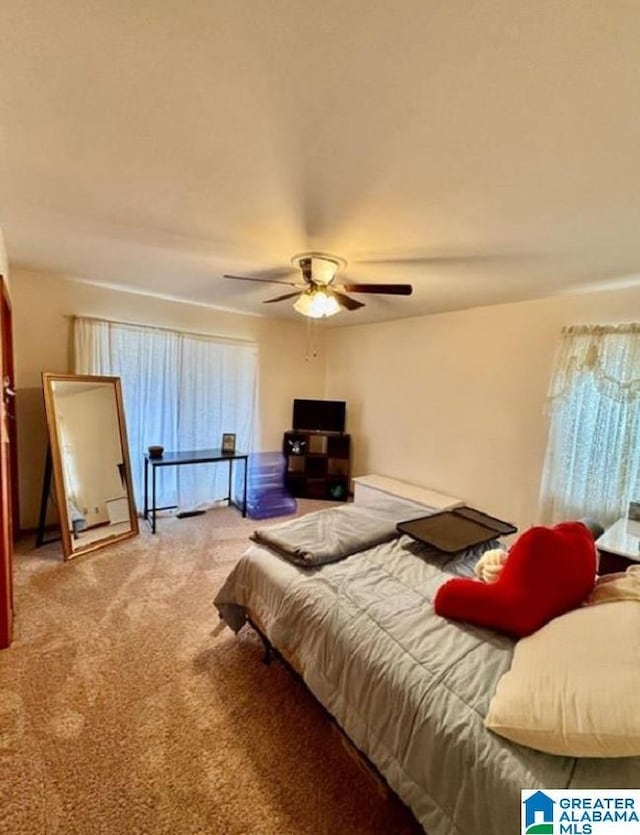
xmin=1 ymin=1 xmax=640 ymax=326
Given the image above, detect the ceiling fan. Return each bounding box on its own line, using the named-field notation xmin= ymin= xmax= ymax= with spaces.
xmin=224 ymin=252 xmax=413 ymax=318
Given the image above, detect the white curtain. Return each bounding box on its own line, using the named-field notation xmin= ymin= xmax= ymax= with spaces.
xmin=539 ymin=323 xmax=640 ymax=527
xmin=74 ymin=317 xmax=258 ymax=512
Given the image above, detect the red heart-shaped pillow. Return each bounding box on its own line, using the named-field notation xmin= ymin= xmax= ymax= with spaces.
xmin=434 ymin=522 xmax=597 ymax=638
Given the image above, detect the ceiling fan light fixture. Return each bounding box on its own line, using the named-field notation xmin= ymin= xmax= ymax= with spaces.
xmin=293 ymin=287 xmax=341 ymax=319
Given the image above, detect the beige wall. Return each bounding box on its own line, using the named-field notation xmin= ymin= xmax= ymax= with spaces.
xmin=326 ymin=285 xmax=640 ymax=534
xmin=12 ymin=268 xmax=326 ymax=528
xmin=14 ymin=262 xmax=640 ymax=535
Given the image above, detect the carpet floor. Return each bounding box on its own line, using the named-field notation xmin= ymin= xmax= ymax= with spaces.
xmin=0 ymin=502 xmax=423 ymax=834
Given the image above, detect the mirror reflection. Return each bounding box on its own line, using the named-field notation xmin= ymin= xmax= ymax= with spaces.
xmin=42 ymin=373 xmax=138 ymax=559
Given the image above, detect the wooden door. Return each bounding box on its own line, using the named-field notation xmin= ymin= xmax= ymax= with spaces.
xmin=0 ymin=275 xmax=14 ymax=649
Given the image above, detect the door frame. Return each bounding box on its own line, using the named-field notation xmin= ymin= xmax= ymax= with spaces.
xmin=1 ymin=279 xmax=19 ymax=536
xmin=0 ymin=274 xmax=14 ymax=648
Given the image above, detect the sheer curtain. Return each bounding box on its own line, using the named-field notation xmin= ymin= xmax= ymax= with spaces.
xmin=539 ymin=323 xmax=640 ymax=526
xmin=74 ymin=317 xmax=258 ymax=512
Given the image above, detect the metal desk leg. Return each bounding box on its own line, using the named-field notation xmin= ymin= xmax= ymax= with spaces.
xmin=242 ymin=456 xmax=247 ymax=517
xmin=227 ymin=459 xmax=233 ymax=507
xmin=152 ymin=463 xmax=157 ymax=534
xmin=144 ymin=457 xmax=148 ymax=520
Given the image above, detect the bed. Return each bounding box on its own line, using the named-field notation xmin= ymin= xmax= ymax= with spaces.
xmin=214 ymin=478 xmax=640 ymax=835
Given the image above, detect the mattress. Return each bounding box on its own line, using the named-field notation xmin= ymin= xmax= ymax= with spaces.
xmin=214 ymin=506 xmax=640 ymax=835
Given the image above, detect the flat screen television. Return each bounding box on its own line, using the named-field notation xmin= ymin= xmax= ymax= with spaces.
xmin=292 ymin=399 xmax=346 ymax=433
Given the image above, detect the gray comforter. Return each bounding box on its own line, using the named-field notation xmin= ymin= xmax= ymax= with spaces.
xmin=251 ymin=504 xmax=402 ymax=566
xmin=214 ymin=522 xmax=640 ymax=835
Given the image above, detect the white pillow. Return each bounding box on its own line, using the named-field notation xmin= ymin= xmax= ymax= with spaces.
xmin=587 ymin=565 xmax=640 ymax=606
xmin=485 ymin=601 xmax=640 ymax=757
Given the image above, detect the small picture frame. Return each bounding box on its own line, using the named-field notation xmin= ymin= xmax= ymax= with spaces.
xmin=628 ymin=501 xmax=640 ymax=522
xmin=221 ymin=432 xmax=236 ymax=453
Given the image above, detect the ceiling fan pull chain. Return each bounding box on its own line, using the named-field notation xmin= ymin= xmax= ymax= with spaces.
xmin=304 ymin=318 xmax=319 ymax=361
xmin=305 ymin=317 xmax=312 ymax=361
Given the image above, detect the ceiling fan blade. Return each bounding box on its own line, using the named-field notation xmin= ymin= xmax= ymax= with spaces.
xmin=331 ymin=290 xmax=366 ymax=311
xmin=339 ymin=283 xmax=413 ymax=296
xmin=223 ymin=274 xmax=301 ymax=287
xmin=353 ymin=252 xmax=542 ymax=268
xmin=254 ymin=266 xmax=301 ymax=281
xmin=263 ymin=290 xmax=303 ymax=304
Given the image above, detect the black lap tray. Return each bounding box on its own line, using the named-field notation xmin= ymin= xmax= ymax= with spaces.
xmin=396 ymin=506 xmax=517 ymax=553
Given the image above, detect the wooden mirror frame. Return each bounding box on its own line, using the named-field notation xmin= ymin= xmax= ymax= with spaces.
xmin=42 ymin=372 xmax=139 ymax=560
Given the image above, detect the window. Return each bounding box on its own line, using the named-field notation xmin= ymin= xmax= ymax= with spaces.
xmin=539 ymin=324 xmax=640 ymax=527
xmin=74 ymin=316 xmax=258 ymax=512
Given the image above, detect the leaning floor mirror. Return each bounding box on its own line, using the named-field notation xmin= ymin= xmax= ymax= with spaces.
xmin=42 ymin=372 xmax=139 ymax=560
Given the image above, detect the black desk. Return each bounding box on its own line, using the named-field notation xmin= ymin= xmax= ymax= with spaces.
xmin=143 ymin=448 xmax=248 ymax=533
